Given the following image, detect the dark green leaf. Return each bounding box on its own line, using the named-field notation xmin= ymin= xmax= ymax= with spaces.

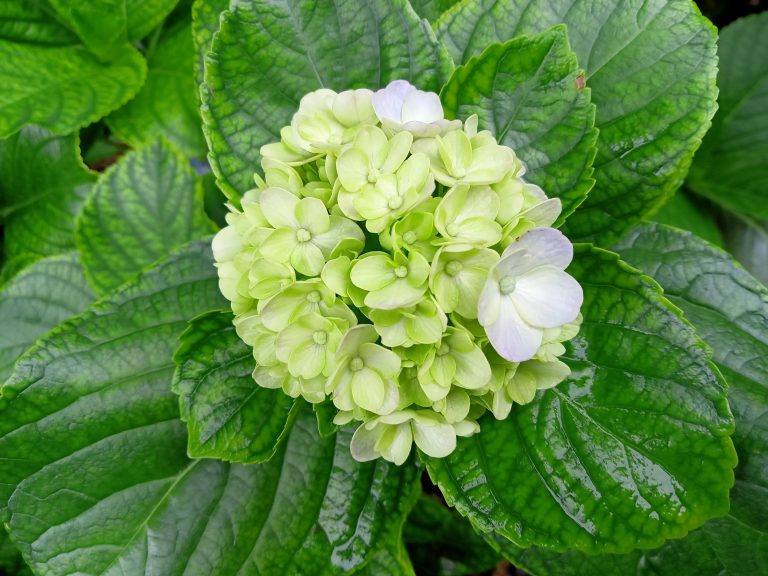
xmin=0 ymin=240 xmax=418 ymax=575
xmin=0 ymin=126 xmax=94 ymax=261
xmin=172 ymin=310 xmax=297 ymax=463
xmin=651 ymin=189 xmax=723 ymax=247
xmin=437 ymin=0 xmax=718 ymax=244
xmin=404 ymin=496 xmax=500 ymax=576
xmin=440 ymin=26 xmax=596 ymax=224
xmin=192 ymin=0 xmax=228 ymax=86
xmin=0 ymin=253 xmax=94 ymax=382
xmin=0 ymin=39 xmax=146 ymax=138
xmin=357 ymin=537 xmax=416 ymax=576
xmin=202 ymin=0 xmax=454 ymax=200
xmin=426 ymin=246 xmax=736 ymax=553
xmin=107 ymin=19 xmax=206 ymax=158
xmin=687 ymin=13 xmax=768 ymax=219
xmin=76 ymin=139 xmax=213 ymax=295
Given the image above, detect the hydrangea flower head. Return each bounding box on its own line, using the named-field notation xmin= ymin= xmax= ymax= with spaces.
xmin=213 ymin=80 xmax=583 ymax=465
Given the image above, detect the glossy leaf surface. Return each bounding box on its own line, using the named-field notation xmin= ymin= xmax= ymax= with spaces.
xmin=0 ymin=241 xmax=419 ymax=575
xmin=440 ymin=26 xmax=596 ymax=223
xmin=0 ymin=253 xmax=94 ymax=382
xmin=425 ymin=246 xmax=736 ymax=553
xmin=202 ymin=0 xmax=453 ymax=200
xmin=172 ymin=310 xmax=297 ymax=463
xmin=437 ymin=0 xmax=718 ymax=244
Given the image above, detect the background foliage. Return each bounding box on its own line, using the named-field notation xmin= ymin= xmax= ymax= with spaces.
xmin=0 ymin=1 xmax=765 ymax=575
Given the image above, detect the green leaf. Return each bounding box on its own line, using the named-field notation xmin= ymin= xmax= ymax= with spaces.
xmin=46 ymin=0 xmax=128 ymax=59
xmin=0 ymin=126 xmax=94 ymax=261
xmin=76 ymin=139 xmax=213 ymax=295
xmin=687 ymin=13 xmax=768 ymax=219
xmin=0 ymin=1 xmax=78 ymax=45
xmin=0 ymin=39 xmax=146 ymax=138
xmin=192 ymin=0 xmax=229 ymax=86
xmin=0 ymin=253 xmax=94 ymax=382
xmin=425 ymin=245 xmax=736 ymax=553
xmin=404 ymin=496 xmax=500 ymax=576
xmin=0 ymin=240 xmax=419 ymax=574
xmin=357 ymin=537 xmax=416 ymax=576
xmin=409 ymin=0 xmax=458 ymax=22
xmin=437 ymin=0 xmax=718 ymax=244
xmin=651 ymin=189 xmax=723 ymax=247
xmin=123 ymin=0 xmax=181 ymax=42
xmin=440 ymin=26 xmax=596 ymax=224
xmin=500 ymin=224 xmax=768 ymax=575
xmin=202 ymin=0 xmax=454 ymax=200
xmin=172 ymin=310 xmax=297 ymax=463
xmin=107 ymin=19 xmax=206 ymax=158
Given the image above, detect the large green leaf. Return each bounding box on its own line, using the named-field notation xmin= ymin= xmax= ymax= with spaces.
xmin=687 ymin=13 xmax=768 ymax=219
xmin=0 ymin=39 xmax=146 ymax=138
xmin=76 ymin=139 xmax=212 ymax=295
xmin=436 ymin=0 xmax=718 ymax=244
xmin=107 ymin=19 xmax=206 ymax=158
xmin=499 ymin=224 xmax=768 ymax=575
xmin=44 ymin=0 xmax=179 ymax=55
xmin=0 ymin=240 xmax=419 ymax=575
xmin=0 ymin=126 xmax=94 ymax=262
xmin=440 ymin=25 xmax=596 ymax=224
xmin=409 ymin=0 xmax=458 ymax=22
xmin=0 ymin=253 xmax=94 ymax=382
xmin=723 ymin=215 xmax=768 ymax=286
xmin=192 ymin=0 xmax=229 ymax=86
xmin=172 ymin=310 xmax=297 ymax=463
xmin=0 ymin=1 xmax=78 ymax=45
xmin=202 ymin=0 xmax=454 ymax=200
xmin=426 ymin=245 xmax=736 ymax=553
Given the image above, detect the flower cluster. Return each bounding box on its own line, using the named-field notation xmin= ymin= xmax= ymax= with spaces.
xmin=213 ymin=80 xmax=583 ymax=465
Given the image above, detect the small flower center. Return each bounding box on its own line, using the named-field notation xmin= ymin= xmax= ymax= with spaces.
xmin=437 ymin=343 xmax=451 ymax=356
xmin=328 ymin=133 xmax=342 ymax=146
xmin=394 ymin=265 xmax=409 ymax=278
xmin=445 ymin=261 xmax=462 ymax=276
xmin=307 ymin=290 xmax=322 ymax=303
xmin=387 ymin=196 xmax=403 ymax=210
xmin=402 ymin=231 xmax=417 ymax=245
xmin=367 ymin=168 xmax=380 ymax=183
xmin=296 ymin=228 xmax=311 ymax=242
xmin=499 ymin=276 xmax=517 ymax=295
xmin=453 ymin=167 xmax=467 ymax=179
xmin=445 ymin=223 xmax=459 ymax=236
xmin=349 ymin=356 xmax=365 ymax=371
xmin=312 ymin=330 xmax=328 ymax=345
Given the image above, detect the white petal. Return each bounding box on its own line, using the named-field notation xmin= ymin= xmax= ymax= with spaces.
xmin=477 ymin=278 xmax=501 ymax=326
xmin=350 ymin=423 xmax=384 ymax=462
xmin=484 ymin=296 xmax=543 ymax=362
xmin=401 ymin=90 xmax=444 ymax=124
xmin=411 ymin=414 xmax=456 ymax=458
xmin=372 ymin=80 xmax=415 ymax=123
xmin=211 ymin=226 xmax=241 ymax=262
xmin=499 ymin=227 xmax=574 ymax=277
xmin=513 ymin=266 xmax=583 ymax=328
xmin=260 ymin=187 xmax=299 ymax=229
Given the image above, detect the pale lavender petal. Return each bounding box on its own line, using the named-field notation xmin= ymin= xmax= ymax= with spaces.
xmin=512 ymin=266 xmax=583 ymax=328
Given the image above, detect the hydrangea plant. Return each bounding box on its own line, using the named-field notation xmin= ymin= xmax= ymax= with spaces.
xmin=212 ymin=81 xmax=584 ymax=464
xmin=0 ymin=1 xmax=766 ymax=575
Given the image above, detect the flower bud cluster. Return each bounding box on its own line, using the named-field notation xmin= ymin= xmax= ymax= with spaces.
xmin=213 ymin=80 xmax=583 ymax=465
